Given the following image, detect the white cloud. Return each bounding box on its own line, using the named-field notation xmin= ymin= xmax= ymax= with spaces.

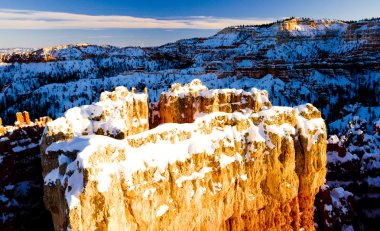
xmin=87 ymin=35 xmax=113 ymax=39
xmin=0 ymin=9 xmax=273 ymax=30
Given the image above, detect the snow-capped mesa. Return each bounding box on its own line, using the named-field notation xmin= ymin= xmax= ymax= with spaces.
xmin=40 ymin=81 xmax=327 ymax=230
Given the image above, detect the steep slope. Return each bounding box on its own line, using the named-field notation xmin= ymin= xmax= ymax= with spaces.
xmin=40 ymin=81 xmax=327 ymax=230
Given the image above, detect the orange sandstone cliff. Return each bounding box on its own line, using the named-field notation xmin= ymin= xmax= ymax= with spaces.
xmin=40 ymin=80 xmax=327 ymax=230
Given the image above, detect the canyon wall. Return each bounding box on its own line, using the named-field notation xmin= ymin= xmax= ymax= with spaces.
xmin=0 ymin=113 xmax=53 ymax=230
xmin=1 ymin=18 xmax=379 ymax=127
xmin=41 ymin=82 xmax=327 ymax=230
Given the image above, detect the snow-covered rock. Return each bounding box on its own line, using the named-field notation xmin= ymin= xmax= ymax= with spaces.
xmin=41 ymin=82 xmax=327 ymax=230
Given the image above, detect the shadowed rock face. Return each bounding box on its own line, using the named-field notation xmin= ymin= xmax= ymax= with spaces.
xmin=0 ymin=114 xmax=53 ymax=230
xmin=41 ymin=81 xmax=327 ymax=231
xmin=315 ymin=117 xmax=380 ymax=230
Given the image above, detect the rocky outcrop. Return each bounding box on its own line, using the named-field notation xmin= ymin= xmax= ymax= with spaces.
xmin=41 ymin=86 xmax=148 ymax=149
xmin=0 ymin=113 xmax=53 ymax=230
xmin=41 ymin=82 xmax=327 ymax=230
xmin=156 ymin=79 xmax=271 ymax=127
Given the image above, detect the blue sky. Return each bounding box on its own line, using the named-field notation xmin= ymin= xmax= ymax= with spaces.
xmin=0 ymin=0 xmax=379 ymax=48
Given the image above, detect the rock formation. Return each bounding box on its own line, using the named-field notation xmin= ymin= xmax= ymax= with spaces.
xmin=155 ymin=79 xmax=272 ymax=127
xmin=315 ymin=117 xmax=380 ymax=230
xmin=0 ymin=17 xmax=378 ymax=230
xmin=314 ymin=185 xmax=355 ymax=230
xmin=1 ymin=18 xmax=379 ymax=128
xmin=41 ymin=86 xmax=149 ymax=143
xmin=0 ymin=117 xmax=4 ymax=136
xmin=41 ymin=81 xmax=327 ymax=230
xmin=0 ymin=113 xmax=53 ymax=230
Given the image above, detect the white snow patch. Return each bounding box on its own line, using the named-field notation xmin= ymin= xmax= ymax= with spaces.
xmin=176 ymin=167 xmax=212 ymax=187
xmin=240 ymin=174 xmax=248 ymax=181
xmin=156 ymin=205 xmax=169 ymax=217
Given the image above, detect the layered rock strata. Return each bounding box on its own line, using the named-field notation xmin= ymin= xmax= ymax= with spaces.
xmin=41 ymin=82 xmax=327 ymax=230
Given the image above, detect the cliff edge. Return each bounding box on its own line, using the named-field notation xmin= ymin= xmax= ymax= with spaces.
xmin=40 ymin=80 xmax=327 ymax=230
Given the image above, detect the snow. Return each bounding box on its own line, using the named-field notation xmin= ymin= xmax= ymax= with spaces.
xmin=342 ymin=225 xmax=354 ymax=231
xmin=330 ymin=106 xmax=380 ymax=134
xmin=365 ymin=176 xmax=380 ymax=187
xmin=45 ymin=138 xmax=111 ymax=209
xmin=43 ymin=99 xmax=326 ymax=211
xmin=188 ymin=139 xmax=216 ymax=155
xmin=176 ymin=167 xmax=212 ymax=187
xmin=12 ymin=143 xmax=38 ymax=153
xmin=45 ymin=88 xmax=148 ymax=140
xmin=156 ymin=204 xmax=169 ymax=217
xmin=266 ymin=123 xmax=296 ymax=138
xmin=376 ymin=119 xmax=380 ymax=128
xmin=58 ymin=154 xmax=71 ymax=166
xmin=321 ymin=184 xmax=329 ymax=191
xmin=362 ymin=153 xmax=380 ymax=171
xmin=198 ymin=33 xmax=240 ymax=48
xmin=329 ymin=187 xmax=353 ymax=215
xmin=219 ymin=153 xmax=242 ymax=168
xmin=295 ymin=104 xmax=326 ymax=151
xmin=4 ymin=185 xmax=14 ymax=190
xmin=95 ymin=163 xmax=119 ymax=192
xmin=44 ymin=168 xmax=60 ymax=185
xmin=324 ymin=204 xmax=332 ymax=212
xmin=328 ymin=151 xmax=360 ymax=164
xmin=0 ymin=194 xmax=8 ymax=202
xmin=0 ymin=16 xmax=378 ymax=132
xmin=332 ymin=187 xmax=353 ymax=199
xmin=327 ymin=180 xmax=354 ymax=188
xmin=65 ymin=166 xmax=84 ymax=210
xmin=1 ymin=17 xmax=379 ymax=227
xmin=143 ymin=188 xmax=156 ymax=199
xmin=328 ymin=135 xmax=339 ymax=144
xmin=247 ymin=126 xmax=266 ymax=143
xmin=236 ymin=60 xmax=254 ymax=68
